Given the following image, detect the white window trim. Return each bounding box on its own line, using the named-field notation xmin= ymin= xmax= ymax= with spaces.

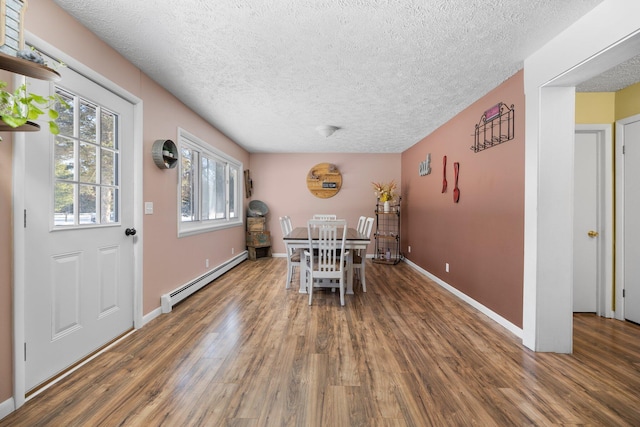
xmin=177 ymin=128 xmax=243 ymax=237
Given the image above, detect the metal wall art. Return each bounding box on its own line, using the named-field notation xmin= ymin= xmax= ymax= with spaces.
xmin=453 ymin=162 xmax=460 ymax=203
xmin=441 ymin=156 xmax=447 ymax=193
xmin=471 ymin=102 xmax=515 ymax=153
xmin=419 ymin=153 xmax=431 ymax=176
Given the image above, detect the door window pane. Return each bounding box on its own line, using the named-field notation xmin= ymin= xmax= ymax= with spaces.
xmin=79 ymin=142 xmax=98 ymax=184
xmin=79 ymin=101 xmax=97 ymax=143
xmin=55 ymin=90 xmax=74 ymax=137
xmin=101 ymin=149 xmax=116 ymax=186
xmin=79 ymin=185 xmax=97 ymax=224
xmin=54 ymin=136 xmax=74 ymax=180
xmin=53 ymin=87 xmax=120 ymax=227
xmin=101 ymin=111 xmax=116 ymax=149
xmin=101 ymin=187 xmax=118 ymax=224
xmin=54 ymin=182 xmax=74 ymax=226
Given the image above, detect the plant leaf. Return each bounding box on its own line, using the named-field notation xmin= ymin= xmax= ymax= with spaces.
xmin=49 ymin=121 xmax=60 ymax=135
xmin=48 ymin=109 xmax=59 ymax=120
xmin=30 ymin=93 xmax=48 ymax=104
xmin=2 ymin=115 xmax=27 ymax=128
xmin=27 ymin=106 xmax=45 ymax=120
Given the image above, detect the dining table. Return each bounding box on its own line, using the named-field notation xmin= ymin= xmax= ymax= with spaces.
xmin=283 ymin=226 xmax=371 ymax=295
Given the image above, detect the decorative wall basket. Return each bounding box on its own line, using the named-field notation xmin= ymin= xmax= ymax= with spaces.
xmin=0 ymin=0 xmax=26 ymax=57
xmin=471 ymin=102 xmax=515 ymax=153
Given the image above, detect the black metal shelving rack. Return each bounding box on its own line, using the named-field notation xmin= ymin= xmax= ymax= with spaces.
xmin=373 ymin=198 xmax=401 ymax=265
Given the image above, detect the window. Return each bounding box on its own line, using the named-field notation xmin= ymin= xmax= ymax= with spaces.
xmin=178 ymin=128 xmax=242 ymax=236
xmin=52 ymin=87 xmax=120 ymax=227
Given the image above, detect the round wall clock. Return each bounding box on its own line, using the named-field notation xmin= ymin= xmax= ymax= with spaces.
xmin=306 ymin=163 xmax=342 ymax=198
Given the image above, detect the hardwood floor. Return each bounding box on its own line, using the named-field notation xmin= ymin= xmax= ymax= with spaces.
xmin=2 ymin=258 xmax=640 ymax=426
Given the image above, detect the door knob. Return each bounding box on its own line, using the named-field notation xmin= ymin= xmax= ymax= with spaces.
xmin=587 ymin=230 xmax=599 ymax=238
xmin=125 ymin=228 xmax=137 ymax=236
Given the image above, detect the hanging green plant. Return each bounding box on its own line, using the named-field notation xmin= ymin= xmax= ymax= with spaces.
xmin=0 ymin=81 xmax=62 ymax=130
xmin=0 ymin=80 xmax=68 ymax=140
xmin=0 ymin=46 xmax=69 ymax=140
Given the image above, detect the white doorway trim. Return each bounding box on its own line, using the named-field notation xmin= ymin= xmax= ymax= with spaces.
xmin=615 ymin=113 xmax=640 ymax=322
xmin=575 ymin=124 xmax=614 ymax=319
xmin=523 ymin=1 xmax=640 ymax=352
xmin=11 ymin=32 xmax=144 ymax=409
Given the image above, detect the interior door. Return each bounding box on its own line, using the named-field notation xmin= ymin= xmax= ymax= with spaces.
xmin=23 ymin=65 xmax=135 ymax=390
xmin=624 ymin=119 xmax=640 ymax=323
xmin=573 ymin=131 xmax=599 ymax=312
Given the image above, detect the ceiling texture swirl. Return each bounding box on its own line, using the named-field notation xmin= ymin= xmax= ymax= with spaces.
xmin=52 ymin=0 xmax=612 ymax=153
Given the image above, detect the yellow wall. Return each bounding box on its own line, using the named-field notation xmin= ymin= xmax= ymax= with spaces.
xmin=575 ymin=92 xmax=615 ymax=123
xmin=616 ymin=81 xmax=640 ymax=120
xmin=576 ymin=82 xmax=640 ymax=123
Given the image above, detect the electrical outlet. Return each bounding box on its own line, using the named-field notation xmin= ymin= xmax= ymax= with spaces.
xmin=445 ymin=262 xmax=450 ymax=273
xmin=206 ymin=259 xmax=209 ymax=268
xmin=408 ymin=245 xmax=411 ymax=253
xmin=232 ymin=248 xmax=235 ymax=255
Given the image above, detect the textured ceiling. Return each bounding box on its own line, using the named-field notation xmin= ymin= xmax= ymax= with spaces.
xmin=52 ymin=0 xmax=606 ymax=153
xmin=576 ymin=54 xmax=640 ymax=92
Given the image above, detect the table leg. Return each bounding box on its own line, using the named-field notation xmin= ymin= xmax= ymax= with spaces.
xmin=346 ymin=251 xmax=354 ymax=295
xmin=299 ymin=251 xmax=308 ymax=294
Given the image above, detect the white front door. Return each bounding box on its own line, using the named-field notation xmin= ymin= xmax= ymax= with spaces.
xmin=573 ymin=130 xmax=600 ymax=312
xmin=623 ymin=118 xmax=640 ymax=324
xmin=23 ymin=65 xmax=135 ymax=391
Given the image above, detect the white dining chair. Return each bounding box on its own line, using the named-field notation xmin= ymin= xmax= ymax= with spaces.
xmin=353 ymin=216 xmax=374 ymax=292
xmin=312 ymin=214 xmax=337 ymax=220
xmin=279 ymin=216 xmax=300 ymax=289
xmin=282 ymin=215 xmax=293 ymax=235
xmin=305 ymin=219 xmax=348 ymax=306
xmin=356 ymin=216 xmax=366 ymax=234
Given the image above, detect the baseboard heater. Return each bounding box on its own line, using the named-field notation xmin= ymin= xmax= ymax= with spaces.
xmin=161 ymin=250 xmax=248 ymax=313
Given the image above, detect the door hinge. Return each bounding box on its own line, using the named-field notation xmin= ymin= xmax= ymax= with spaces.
xmin=24 ymin=342 xmax=27 ymax=361
xmin=623 ymin=289 xmax=625 ymax=298
xmin=622 ymin=145 xmax=625 ymax=154
xmin=24 ymin=209 xmax=27 ymax=228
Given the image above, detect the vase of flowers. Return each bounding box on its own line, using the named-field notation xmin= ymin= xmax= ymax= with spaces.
xmin=372 ymin=180 xmax=397 ymax=212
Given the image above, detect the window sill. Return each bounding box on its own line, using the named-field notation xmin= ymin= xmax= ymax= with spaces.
xmin=178 ymin=218 xmax=243 ymax=238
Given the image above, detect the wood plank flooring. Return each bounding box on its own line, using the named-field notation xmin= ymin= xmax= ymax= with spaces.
xmin=2 ymin=258 xmax=640 ymax=426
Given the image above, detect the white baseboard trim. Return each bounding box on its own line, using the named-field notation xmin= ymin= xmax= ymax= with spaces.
xmin=160 ymin=252 xmax=247 ymax=313
xmin=404 ymin=258 xmax=523 ymax=339
xmin=142 ymin=307 xmax=162 ymax=326
xmin=0 ymin=397 xmax=15 ymax=420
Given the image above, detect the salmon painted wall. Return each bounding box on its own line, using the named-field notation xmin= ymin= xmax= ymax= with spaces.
xmin=249 ymin=153 xmax=400 ymax=254
xmin=138 ymin=76 xmax=249 ymax=314
xmin=401 ymin=71 xmax=525 ymax=327
xmin=0 ymin=0 xmax=249 ymax=403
